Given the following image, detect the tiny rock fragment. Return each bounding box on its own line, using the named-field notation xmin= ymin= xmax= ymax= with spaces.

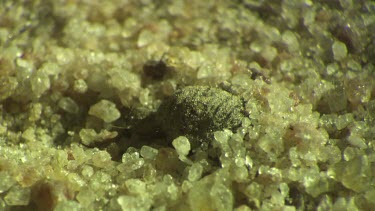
xmin=88 ymin=100 xmax=120 ymax=123
xmin=76 ymin=188 xmax=96 ymax=207
xmin=4 ymin=185 xmax=31 ymax=206
xmin=54 ymin=200 xmax=81 ymax=211
xmin=117 ymin=195 xmax=151 ymax=211
xmin=73 ymin=79 xmax=88 ymax=93
xmin=188 ymin=163 xmax=203 ymax=182
xmin=22 ymin=127 xmax=36 ymax=142
xmin=0 ymin=172 xmax=15 ymax=193
xmin=58 ymin=97 xmax=79 ymax=114
xmin=172 ymin=136 xmax=191 ymax=156
xmin=261 ymin=46 xmax=278 ymax=63
xmin=282 ymin=30 xmax=299 ymax=53
xmin=124 ymin=179 xmax=146 ymax=194
xmin=79 ymin=129 xmax=98 ymax=146
xmin=29 ymin=103 xmax=42 ymax=122
xmin=91 ymin=150 xmax=112 ymax=168
xmin=140 ymin=146 xmax=158 ymax=160
xmin=31 ymin=71 xmax=51 ymax=98
xmin=332 ymin=40 xmax=348 ymax=61
xmin=0 ymin=77 xmax=18 ymax=101
xmin=81 ymin=165 xmax=94 ymax=178
xmin=79 ymin=129 xmax=118 ymax=146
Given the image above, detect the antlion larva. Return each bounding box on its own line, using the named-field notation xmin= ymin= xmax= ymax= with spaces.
xmin=155 ymin=86 xmax=245 ymax=148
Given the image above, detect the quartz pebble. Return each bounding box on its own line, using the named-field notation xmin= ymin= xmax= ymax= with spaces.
xmin=282 ymin=30 xmax=299 ymax=53
xmin=125 ymin=179 xmax=146 ymax=194
xmin=261 ymin=46 xmax=278 ymax=63
xmin=73 ymin=79 xmax=88 ymax=93
xmin=188 ymin=163 xmax=203 ymax=181
xmin=81 ymin=165 xmax=94 ymax=178
xmin=332 ymin=40 xmax=348 ymax=61
xmin=76 ymin=188 xmax=96 ymax=206
xmin=172 ymin=136 xmax=191 ymax=156
xmin=117 ymin=195 xmax=151 ymax=211
xmin=88 ymin=100 xmax=120 ymax=123
xmin=140 ymin=146 xmax=158 ymax=160
xmin=54 ymin=201 xmax=81 ymax=211
xmin=0 ymin=172 xmax=15 ymax=193
xmin=28 ymin=103 xmax=42 ymax=121
xmin=79 ymin=129 xmax=118 ymax=146
xmin=31 ymin=71 xmax=50 ymax=98
xmin=58 ymin=97 xmax=79 ymax=114
xmin=4 ymin=185 xmax=31 ymax=206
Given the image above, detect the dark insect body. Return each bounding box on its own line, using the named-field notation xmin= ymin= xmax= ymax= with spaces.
xmin=155 ymin=86 xmax=245 ymax=148
xmin=143 ymin=59 xmax=170 ymax=80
